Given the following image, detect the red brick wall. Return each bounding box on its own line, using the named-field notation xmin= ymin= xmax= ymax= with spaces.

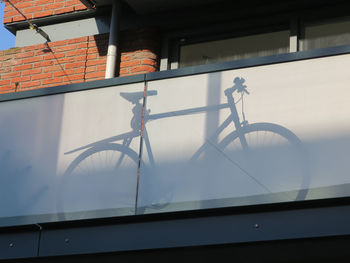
xmin=0 ymin=26 xmax=160 ymax=94
xmin=119 ymin=28 xmax=160 ymax=76
xmin=0 ymin=34 xmax=108 ymax=93
xmin=3 ymin=0 xmax=87 ymax=24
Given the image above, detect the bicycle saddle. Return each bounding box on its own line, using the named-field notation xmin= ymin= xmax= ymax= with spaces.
xmin=120 ymin=90 xmax=157 ymax=103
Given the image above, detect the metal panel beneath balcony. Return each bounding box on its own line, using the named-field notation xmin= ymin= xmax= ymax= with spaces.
xmin=37 ymin=204 xmax=350 ymax=257
xmin=0 ymin=230 xmax=39 ymax=260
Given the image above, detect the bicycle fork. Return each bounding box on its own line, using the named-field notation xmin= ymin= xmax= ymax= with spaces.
xmin=225 ymin=92 xmax=249 ymax=151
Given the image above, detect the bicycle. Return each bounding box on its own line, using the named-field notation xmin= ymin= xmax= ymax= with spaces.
xmin=57 ymin=77 xmax=309 ymax=218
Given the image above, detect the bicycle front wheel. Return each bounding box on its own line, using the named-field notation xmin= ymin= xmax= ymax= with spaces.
xmin=217 ymin=122 xmax=309 ymax=201
xmin=57 ymin=143 xmax=139 ymax=218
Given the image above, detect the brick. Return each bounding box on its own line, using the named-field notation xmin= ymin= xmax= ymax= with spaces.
xmin=76 ymin=55 xmax=88 ymax=61
xmin=54 ymin=7 xmax=74 ymax=15
xmin=65 ymin=0 xmax=80 ymax=6
xmin=43 ymin=65 xmax=62 ymax=72
xmin=35 ymin=0 xmax=54 ymax=5
xmin=44 ymin=53 xmax=65 ymax=60
xmin=86 ymin=54 xmax=97 ymax=60
xmin=0 ymin=68 xmax=11 ymax=74
xmin=121 ymin=55 xmax=131 ymax=62
xmin=120 ymin=60 xmax=141 ymax=68
xmin=16 ymin=2 xmax=33 ymax=9
xmin=67 ymin=37 xmax=88 ymax=44
xmin=85 ymin=71 xmax=105 ymax=79
xmin=66 ymin=49 xmax=87 ymax=57
xmin=86 ymin=47 xmax=98 ymax=54
xmin=34 ymin=60 xmax=55 ymax=67
xmin=25 ymin=44 xmax=47 ymax=51
xmin=55 ymin=45 xmax=77 ymax=52
xmin=11 ymin=76 xmax=31 ymax=83
xmin=22 ymin=68 xmax=42 ymax=76
xmin=0 ymin=80 xmax=11 ymax=86
xmin=57 ymin=57 xmax=76 ymax=63
xmin=42 ymin=77 xmax=63 ymax=85
xmin=44 ymin=3 xmax=64 ymax=10
xmin=86 ymin=59 xmax=106 ymax=66
xmin=119 ymin=68 xmax=129 ymax=75
xmin=13 ymin=64 xmax=33 ymax=71
xmin=4 ymin=11 xmax=18 ymax=18
xmin=73 ymin=68 xmax=85 ymax=74
xmin=133 ymin=52 xmax=157 ymax=60
xmin=12 ymin=59 xmax=23 ymax=66
xmin=32 ymin=73 xmax=52 ymax=81
xmin=21 ymin=81 xmax=41 ymax=89
xmin=48 ymin=40 xmax=68 ymax=47
xmin=2 ymin=61 xmax=16 ymax=68
xmin=1 ymin=55 xmax=13 ymax=62
xmin=2 ymin=17 xmax=12 ymax=24
xmin=4 ymin=5 xmax=13 ymax=12
xmin=77 ymin=43 xmax=89 ymax=49
xmin=33 ymin=10 xmax=53 ymax=18
xmin=2 ymin=47 xmax=21 ymax=55
xmin=74 ymin=5 xmax=87 ymax=11
xmin=15 ymin=52 xmax=35 ymax=59
xmin=23 ymin=56 xmax=44 ymax=64
xmin=85 ymin=66 xmax=96 ymax=73
xmin=36 ymin=49 xmax=53 ymax=56
xmin=141 ymin=59 xmax=157 ymax=67
xmin=24 ymin=6 xmax=43 ymax=14
xmin=87 ymin=41 xmax=98 ymax=48
xmin=65 ymin=62 xmax=86 ymax=69
xmin=0 ymin=86 xmax=15 ymax=93
xmin=96 ymin=65 xmax=106 ymax=71
xmin=63 ymin=74 xmax=84 ymax=81
xmin=12 ymin=16 xmax=25 ymax=22
xmin=54 ymin=69 xmax=74 ymax=77
xmin=130 ymin=65 xmax=156 ymax=73
xmin=1 ymin=72 xmax=21 ymax=79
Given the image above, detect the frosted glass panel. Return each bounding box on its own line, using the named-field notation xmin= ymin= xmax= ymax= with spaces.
xmin=2 ymin=53 xmax=350 ymax=224
xmin=301 ymin=19 xmax=350 ymax=50
xmin=139 ymin=54 xmax=350 ymax=213
xmin=0 ymin=83 xmax=143 ymax=221
xmin=179 ymin=31 xmax=289 ymax=67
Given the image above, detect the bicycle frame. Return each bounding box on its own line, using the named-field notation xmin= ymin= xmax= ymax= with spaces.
xmin=142 ymin=89 xmax=247 ymax=168
xmin=60 ymin=78 xmax=308 ymax=215
xmin=65 ymin=87 xmax=248 ymax=166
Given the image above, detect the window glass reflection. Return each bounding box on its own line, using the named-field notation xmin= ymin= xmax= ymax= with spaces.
xmin=301 ymin=18 xmax=350 ymax=51
xmin=179 ymin=30 xmax=290 ymax=68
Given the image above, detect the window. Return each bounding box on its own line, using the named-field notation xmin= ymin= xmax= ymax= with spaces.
xmin=161 ymin=14 xmax=350 ymax=70
xmin=300 ymin=17 xmax=350 ymax=51
xmin=179 ymin=30 xmax=290 ymax=68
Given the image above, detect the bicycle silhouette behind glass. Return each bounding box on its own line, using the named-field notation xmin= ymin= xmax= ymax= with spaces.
xmin=57 ymin=77 xmax=308 ymax=216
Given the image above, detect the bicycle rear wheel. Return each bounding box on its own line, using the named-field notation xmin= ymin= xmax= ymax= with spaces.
xmin=216 ymin=122 xmax=309 ymax=201
xmin=57 ymin=143 xmax=139 ymax=218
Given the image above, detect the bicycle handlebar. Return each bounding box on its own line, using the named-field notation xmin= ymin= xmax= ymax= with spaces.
xmin=224 ymin=77 xmax=249 ymax=96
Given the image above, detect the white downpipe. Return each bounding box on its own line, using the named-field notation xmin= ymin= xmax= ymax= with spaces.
xmin=105 ymin=1 xmax=120 ymax=79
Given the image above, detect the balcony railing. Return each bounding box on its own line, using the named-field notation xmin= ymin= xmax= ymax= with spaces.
xmin=1 ymin=45 xmax=350 ymax=227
